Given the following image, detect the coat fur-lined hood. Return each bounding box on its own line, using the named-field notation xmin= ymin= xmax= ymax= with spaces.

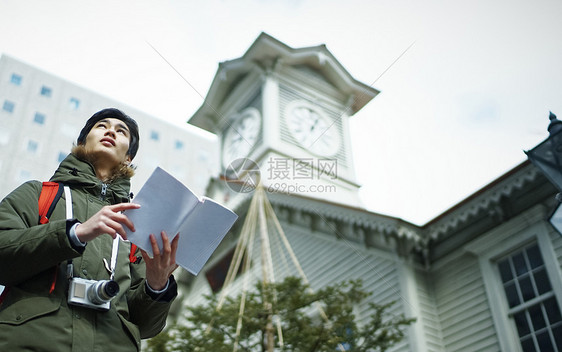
xmin=49 ymin=146 xmax=135 ymax=204
xmin=71 ymin=145 xmax=135 ymax=183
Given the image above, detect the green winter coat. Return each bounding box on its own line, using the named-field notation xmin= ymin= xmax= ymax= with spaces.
xmin=0 ymin=153 xmax=176 ymax=351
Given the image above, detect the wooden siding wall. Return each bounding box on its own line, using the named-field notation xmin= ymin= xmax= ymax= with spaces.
xmin=432 ymin=253 xmax=501 ymax=351
xmin=414 ymin=268 xmax=445 ymax=351
xmin=552 ymin=228 xmax=562 ymax=273
xmin=279 ymin=224 xmax=411 ymax=352
xmin=180 ymin=220 xmax=413 ymax=351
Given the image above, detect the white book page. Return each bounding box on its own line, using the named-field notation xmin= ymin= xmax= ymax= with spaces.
xmin=124 ymin=167 xmax=200 ymax=256
xmin=176 ymin=198 xmax=238 ymax=275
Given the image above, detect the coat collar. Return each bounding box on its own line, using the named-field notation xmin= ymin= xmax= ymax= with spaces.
xmin=49 ymin=150 xmax=134 ymax=204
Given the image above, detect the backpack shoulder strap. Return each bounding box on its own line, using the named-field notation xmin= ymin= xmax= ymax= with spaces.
xmin=38 ymin=182 xmax=64 ymax=225
xmin=1 ymin=181 xmax=64 ymax=305
xmin=129 ymin=244 xmax=141 ymax=263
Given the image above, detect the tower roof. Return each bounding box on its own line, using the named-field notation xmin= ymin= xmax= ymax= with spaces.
xmin=189 ymin=32 xmax=379 ymax=133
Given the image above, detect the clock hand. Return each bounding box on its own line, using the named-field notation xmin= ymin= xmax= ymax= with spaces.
xmin=309 ymin=114 xmax=320 ymax=132
xmin=232 ymin=134 xmax=243 ymax=143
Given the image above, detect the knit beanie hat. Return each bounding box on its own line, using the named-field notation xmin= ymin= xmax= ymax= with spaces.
xmin=77 ymin=108 xmax=140 ymax=160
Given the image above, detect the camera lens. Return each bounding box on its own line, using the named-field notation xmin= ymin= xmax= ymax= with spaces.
xmin=103 ymin=280 xmax=120 ymax=297
xmin=88 ymin=280 xmax=120 ymax=304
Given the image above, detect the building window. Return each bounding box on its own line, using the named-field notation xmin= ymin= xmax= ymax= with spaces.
xmin=175 ymin=140 xmax=184 ymax=150
xmin=2 ymin=100 xmax=15 ymax=113
xmin=58 ymin=152 xmax=67 ymax=163
xmin=205 ymin=248 xmax=244 ymax=293
xmin=18 ymin=170 xmax=31 ymax=183
xmin=27 ymin=140 xmax=39 ymax=154
xmin=69 ymin=97 xmax=80 ymax=110
xmin=498 ymin=243 xmax=562 ymax=351
xmin=33 ymin=112 xmax=46 ymax=125
xmin=40 ymin=86 xmax=52 ymax=97
xmin=10 ymin=73 xmax=22 ymax=86
xmin=150 ymin=130 xmax=159 ymax=141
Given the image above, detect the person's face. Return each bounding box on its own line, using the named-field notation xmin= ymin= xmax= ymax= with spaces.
xmin=83 ymin=118 xmax=132 ymax=166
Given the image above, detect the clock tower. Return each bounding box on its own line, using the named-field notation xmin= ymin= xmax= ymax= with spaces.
xmin=189 ymin=33 xmax=378 ymax=207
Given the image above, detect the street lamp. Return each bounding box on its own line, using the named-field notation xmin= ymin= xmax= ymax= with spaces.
xmin=525 ymin=112 xmax=562 ymax=235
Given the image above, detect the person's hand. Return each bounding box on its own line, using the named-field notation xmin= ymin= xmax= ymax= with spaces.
xmin=142 ymin=231 xmax=179 ymax=291
xmin=74 ymin=203 xmax=140 ymax=242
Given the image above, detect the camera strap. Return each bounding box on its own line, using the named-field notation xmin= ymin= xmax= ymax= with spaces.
xmin=109 ymin=237 xmax=119 ymax=281
xmin=65 ymin=186 xmax=75 ymax=280
xmin=64 ymin=186 xmax=73 ymax=219
xmin=64 ymin=186 xmax=120 ymax=281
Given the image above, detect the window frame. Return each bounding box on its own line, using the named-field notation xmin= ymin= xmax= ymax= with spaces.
xmin=498 ymin=243 xmax=562 ymax=350
xmin=57 ymin=152 xmax=67 ymax=163
xmin=68 ymin=97 xmax=80 ymax=110
xmin=10 ymin=73 xmax=22 ymax=86
xmin=465 ymin=205 xmax=562 ymax=352
xmin=17 ymin=169 xmax=31 ymax=183
xmin=33 ymin=112 xmax=46 ymax=125
xmin=26 ymin=139 xmax=39 ymax=154
xmin=150 ymin=130 xmax=160 ymax=141
xmin=40 ymin=85 xmax=52 ymax=97
xmin=2 ymin=100 xmax=15 ymax=113
xmin=175 ymin=140 xmax=184 ymax=150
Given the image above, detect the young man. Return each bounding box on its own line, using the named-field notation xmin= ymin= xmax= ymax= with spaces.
xmin=0 ymin=108 xmax=179 ymax=351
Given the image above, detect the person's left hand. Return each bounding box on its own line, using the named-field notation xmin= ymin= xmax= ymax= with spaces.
xmin=142 ymin=231 xmax=179 ymax=291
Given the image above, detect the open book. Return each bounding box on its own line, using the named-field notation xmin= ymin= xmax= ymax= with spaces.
xmin=124 ymin=167 xmax=238 ymax=275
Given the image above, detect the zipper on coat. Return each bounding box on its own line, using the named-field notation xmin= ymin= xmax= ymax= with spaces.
xmin=100 ymin=183 xmax=108 ymax=200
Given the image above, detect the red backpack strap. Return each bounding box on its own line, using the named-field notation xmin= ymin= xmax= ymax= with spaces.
xmin=38 ymin=182 xmax=64 ymax=294
xmin=129 ymin=244 xmax=140 ymax=263
xmin=38 ymin=182 xmax=64 ymax=224
xmin=1 ymin=182 xmax=64 ymax=304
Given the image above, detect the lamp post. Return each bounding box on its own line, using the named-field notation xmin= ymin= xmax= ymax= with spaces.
xmin=525 ymin=112 xmax=562 ymax=235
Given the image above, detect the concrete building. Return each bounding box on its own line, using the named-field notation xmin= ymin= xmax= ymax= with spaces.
xmin=0 ymin=54 xmax=218 ymax=200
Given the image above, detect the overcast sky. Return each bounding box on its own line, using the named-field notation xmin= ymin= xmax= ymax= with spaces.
xmin=1 ymin=0 xmax=561 ymax=225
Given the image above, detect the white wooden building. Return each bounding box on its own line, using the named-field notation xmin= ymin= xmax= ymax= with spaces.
xmin=176 ymin=33 xmax=562 ymax=352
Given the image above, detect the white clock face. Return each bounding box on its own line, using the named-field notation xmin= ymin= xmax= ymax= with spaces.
xmin=222 ymin=108 xmax=261 ymax=167
xmin=286 ymin=102 xmax=341 ymax=156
